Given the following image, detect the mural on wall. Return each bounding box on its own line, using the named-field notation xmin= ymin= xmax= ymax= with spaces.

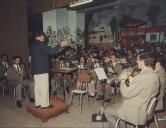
xmin=43 ymin=8 xmax=85 ymax=47
xmin=88 ymin=0 xmax=166 ymax=47
xmin=46 ymin=26 xmax=57 ymax=46
xmin=45 ymin=25 xmax=85 ymax=47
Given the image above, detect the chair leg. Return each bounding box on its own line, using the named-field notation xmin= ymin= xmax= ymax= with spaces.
xmin=154 ymin=114 xmax=160 ymax=128
xmin=70 ymin=92 xmax=74 ymax=105
xmin=115 ymin=118 xmax=121 ymax=128
xmin=13 ymin=88 xmax=16 ymax=99
xmin=2 ymin=84 xmax=5 ymax=96
xmin=87 ymin=95 xmax=90 ymax=107
xmin=135 ymin=126 xmax=138 ymax=128
xmin=80 ymin=94 xmax=83 ymax=113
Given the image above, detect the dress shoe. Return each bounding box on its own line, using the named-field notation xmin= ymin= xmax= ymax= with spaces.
xmin=16 ymin=101 xmax=23 ymax=108
xmin=41 ymin=105 xmax=54 ymax=109
xmin=96 ymin=95 xmax=102 ymax=100
xmin=104 ymin=98 xmax=111 ymax=102
xmin=29 ymin=98 xmax=35 ymax=102
xmin=35 ymin=105 xmax=41 ymax=108
xmin=52 ymin=91 xmax=57 ymax=96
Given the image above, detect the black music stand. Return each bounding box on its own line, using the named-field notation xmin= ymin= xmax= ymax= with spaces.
xmin=92 ymin=113 xmax=107 ymax=122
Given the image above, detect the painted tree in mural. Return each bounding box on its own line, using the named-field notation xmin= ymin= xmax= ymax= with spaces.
xmin=146 ymin=5 xmax=161 ymax=26
xmin=75 ymin=28 xmax=84 ymax=44
xmin=110 ymin=16 xmax=118 ymax=46
xmin=119 ymin=14 xmax=130 ymax=28
xmin=119 ymin=14 xmax=130 ymax=46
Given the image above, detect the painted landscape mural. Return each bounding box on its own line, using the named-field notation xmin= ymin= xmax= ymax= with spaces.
xmin=88 ymin=0 xmax=166 ymax=48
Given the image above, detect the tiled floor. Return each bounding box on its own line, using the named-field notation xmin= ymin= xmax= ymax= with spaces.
xmin=0 ymin=93 xmax=165 ymax=128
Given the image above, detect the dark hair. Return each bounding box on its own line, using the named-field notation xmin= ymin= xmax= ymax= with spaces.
xmin=111 ymin=53 xmax=118 ymax=58
xmin=1 ymin=54 xmax=7 ymax=58
xmin=155 ymin=56 xmax=165 ymax=69
xmin=79 ymin=56 xmax=87 ymax=63
xmin=137 ymin=52 xmax=154 ymax=67
xmin=12 ymin=55 xmax=22 ymax=60
xmin=59 ymin=56 xmax=65 ymax=61
xmin=34 ymin=31 xmax=45 ymax=38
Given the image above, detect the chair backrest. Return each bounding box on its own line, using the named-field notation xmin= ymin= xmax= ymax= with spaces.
xmin=146 ymin=96 xmax=157 ymax=121
xmin=78 ymin=73 xmax=91 ymax=83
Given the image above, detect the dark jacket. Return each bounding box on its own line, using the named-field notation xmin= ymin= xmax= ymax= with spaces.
xmin=30 ymin=40 xmax=64 ymax=75
xmin=0 ymin=62 xmax=7 ymax=78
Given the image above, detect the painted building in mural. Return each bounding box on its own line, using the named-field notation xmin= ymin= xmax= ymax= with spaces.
xmin=88 ymin=0 xmax=166 ymax=47
xmin=88 ymin=23 xmax=113 ymax=44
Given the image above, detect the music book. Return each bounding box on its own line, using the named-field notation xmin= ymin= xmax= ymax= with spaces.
xmin=94 ymin=67 xmax=107 ymax=80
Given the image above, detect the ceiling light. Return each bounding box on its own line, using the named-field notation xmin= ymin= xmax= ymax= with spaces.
xmin=70 ymin=0 xmax=93 ymax=8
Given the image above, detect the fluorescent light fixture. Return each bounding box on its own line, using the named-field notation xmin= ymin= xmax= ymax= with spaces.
xmin=70 ymin=0 xmax=93 ymax=7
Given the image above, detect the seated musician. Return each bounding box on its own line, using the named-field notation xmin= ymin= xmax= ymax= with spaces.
xmin=51 ymin=56 xmax=70 ymax=95
xmin=76 ymin=56 xmax=88 ymax=89
xmin=106 ymin=54 xmax=123 ymax=78
xmin=125 ymin=49 xmax=137 ymax=67
xmin=104 ymin=52 xmax=160 ymax=128
xmin=96 ymin=54 xmax=123 ymax=102
xmin=154 ymin=56 xmax=166 ymax=111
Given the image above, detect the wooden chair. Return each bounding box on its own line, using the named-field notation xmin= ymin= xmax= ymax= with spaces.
xmin=70 ymin=73 xmax=91 ymax=112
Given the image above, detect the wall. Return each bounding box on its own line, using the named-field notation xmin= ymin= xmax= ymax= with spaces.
xmin=42 ymin=8 xmax=85 ymax=46
xmin=0 ymin=0 xmax=28 ymax=64
xmin=88 ymin=0 xmax=166 ymax=45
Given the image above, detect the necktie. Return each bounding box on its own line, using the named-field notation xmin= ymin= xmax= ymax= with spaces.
xmin=16 ymin=65 xmax=20 ymax=72
xmin=4 ymin=62 xmax=7 ymax=70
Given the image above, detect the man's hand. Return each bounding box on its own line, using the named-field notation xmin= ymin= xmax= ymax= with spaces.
xmin=60 ymin=41 xmax=67 ymax=48
xmin=119 ymin=69 xmax=130 ymax=80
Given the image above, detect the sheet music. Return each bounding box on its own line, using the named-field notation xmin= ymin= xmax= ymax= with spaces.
xmin=78 ymin=65 xmax=84 ymax=69
xmin=94 ymin=67 xmax=107 ymax=80
xmin=118 ymin=58 xmax=127 ymax=64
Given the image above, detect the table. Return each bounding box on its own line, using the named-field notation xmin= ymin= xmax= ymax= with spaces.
xmin=51 ymin=67 xmax=78 ymax=100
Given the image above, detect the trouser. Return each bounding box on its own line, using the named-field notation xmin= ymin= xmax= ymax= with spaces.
xmin=105 ymin=102 xmax=126 ymax=128
xmin=9 ymin=79 xmax=34 ymax=101
xmin=51 ymin=78 xmax=60 ymax=94
xmin=96 ymin=84 xmax=112 ymax=99
xmin=34 ymin=73 xmax=49 ymax=107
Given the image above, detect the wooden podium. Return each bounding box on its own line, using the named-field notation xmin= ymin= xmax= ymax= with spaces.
xmin=26 ymin=96 xmax=70 ymax=122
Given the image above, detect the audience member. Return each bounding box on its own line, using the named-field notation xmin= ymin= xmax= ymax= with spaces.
xmin=7 ymin=55 xmax=34 ymax=108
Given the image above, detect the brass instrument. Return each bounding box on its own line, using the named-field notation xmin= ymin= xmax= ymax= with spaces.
xmin=123 ymin=65 xmax=141 ymax=86
xmin=111 ymin=65 xmax=141 ymax=87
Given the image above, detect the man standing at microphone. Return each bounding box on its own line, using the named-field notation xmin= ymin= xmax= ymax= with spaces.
xmin=30 ymin=32 xmax=66 ymax=109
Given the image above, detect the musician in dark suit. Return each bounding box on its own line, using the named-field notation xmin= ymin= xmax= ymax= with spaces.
xmin=105 ymin=52 xmax=159 ymax=127
xmin=7 ymin=55 xmax=34 ymax=108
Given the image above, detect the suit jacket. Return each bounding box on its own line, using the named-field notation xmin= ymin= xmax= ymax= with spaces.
xmin=118 ymin=67 xmax=159 ymax=125
xmin=7 ymin=64 xmax=26 ymax=85
xmin=155 ymin=67 xmax=166 ymax=110
xmin=106 ymin=63 xmax=123 ymax=78
xmin=30 ymin=40 xmax=64 ymax=75
xmin=0 ymin=62 xmax=8 ymax=78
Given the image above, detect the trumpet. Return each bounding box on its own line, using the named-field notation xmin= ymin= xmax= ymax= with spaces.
xmin=122 ymin=65 xmax=141 ymax=86
xmin=111 ymin=65 xmax=141 ymax=87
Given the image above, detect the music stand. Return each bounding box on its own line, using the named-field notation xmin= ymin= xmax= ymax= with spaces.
xmin=92 ymin=113 xmax=107 ymax=122
xmin=94 ymin=67 xmax=108 ymax=106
